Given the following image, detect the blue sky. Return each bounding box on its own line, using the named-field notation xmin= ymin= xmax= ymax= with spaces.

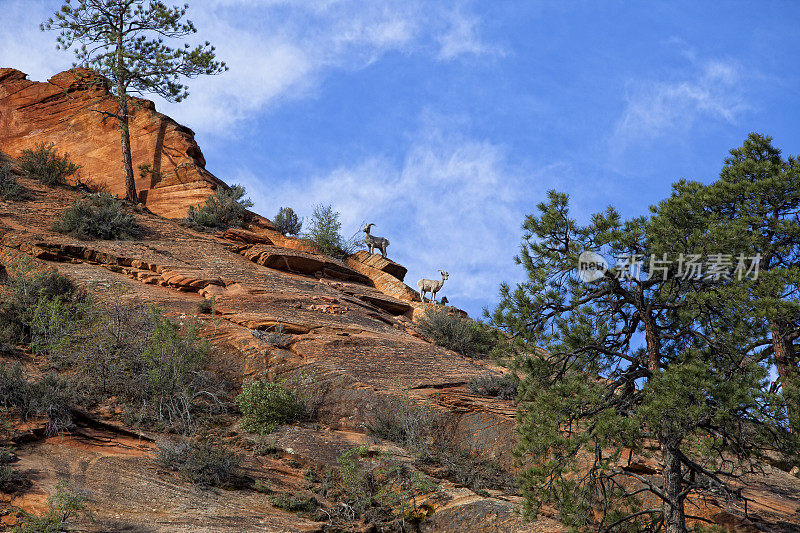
xmin=2 ymin=0 xmax=799 ymax=318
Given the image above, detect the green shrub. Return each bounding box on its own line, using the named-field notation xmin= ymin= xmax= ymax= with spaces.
xmin=0 ymin=464 xmax=30 ymax=493
xmin=65 ymin=300 xmax=224 ymax=434
xmin=197 ymin=297 xmax=214 ymax=314
xmin=158 ymin=439 xmax=241 ymax=487
xmin=467 ymin=373 xmax=518 ymax=400
xmin=13 ymin=481 xmax=86 ymax=533
xmin=307 ymin=204 xmax=343 ymax=256
xmin=269 ymin=493 xmax=318 ymax=513
xmin=0 ymin=364 xmax=79 ymax=436
xmin=0 ymin=164 xmax=27 ymax=200
xmin=235 ymin=379 xmax=304 ymax=434
xmin=0 ymin=267 xmax=88 ymax=350
xmin=18 ymin=142 xmax=80 ymax=186
xmin=53 ymin=192 xmax=143 ymax=240
xmin=273 ymin=206 xmax=303 ymax=235
xmin=416 ymin=307 xmax=498 ymax=358
xmin=186 ymin=185 xmax=254 ymax=229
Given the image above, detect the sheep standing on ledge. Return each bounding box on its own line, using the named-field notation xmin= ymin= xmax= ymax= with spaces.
xmin=417 ymin=270 xmax=449 ymax=303
xmin=363 ymin=223 xmax=390 ymax=258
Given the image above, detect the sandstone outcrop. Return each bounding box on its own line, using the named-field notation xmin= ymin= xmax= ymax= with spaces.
xmin=2 ymin=78 xmax=799 ymax=532
xmin=0 ymin=68 xmax=225 ymax=218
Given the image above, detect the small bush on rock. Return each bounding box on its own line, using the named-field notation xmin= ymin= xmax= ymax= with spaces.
xmin=467 ymin=373 xmax=519 ymax=400
xmin=54 ymin=192 xmax=143 ymax=240
xmin=158 ymin=438 xmax=241 ymax=487
xmin=0 ymin=164 xmax=28 ymax=200
xmin=187 ymin=185 xmax=253 ymax=229
xmin=273 ymin=206 xmax=302 ymax=235
xmin=14 ymin=481 xmax=86 ymax=532
xmin=0 ymin=364 xmax=79 ymax=436
xmin=236 ymin=379 xmax=304 ymax=434
xmin=307 ymin=203 xmax=343 ymax=256
xmin=18 ymin=142 xmax=80 ymax=186
xmin=0 ymin=464 xmax=30 ymax=493
xmin=269 ymin=493 xmax=319 ymax=513
xmin=416 ymin=307 xmax=499 ymax=358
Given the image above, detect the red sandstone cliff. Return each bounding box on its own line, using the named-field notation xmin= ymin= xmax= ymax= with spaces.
xmin=0 ymin=68 xmax=225 ymax=218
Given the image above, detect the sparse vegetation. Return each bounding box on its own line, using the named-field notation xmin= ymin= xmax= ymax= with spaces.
xmin=366 ymin=394 xmax=516 ymax=495
xmin=53 ymin=192 xmax=143 ymax=240
xmin=13 ymin=480 xmax=86 ymax=533
xmin=272 ymin=206 xmax=303 ymax=235
xmin=158 ymin=438 xmax=242 ymax=487
xmin=197 ymin=296 xmax=214 ymax=314
xmin=367 ymin=394 xmax=440 ymax=451
xmin=18 ymin=142 xmax=80 ymax=186
xmin=307 ymin=203 xmax=344 ymax=256
xmin=186 ymin=185 xmax=254 ymax=229
xmin=416 ymin=307 xmax=499 ymax=358
xmin=269 ymin=493 xmax=319 ymax=513
xmin=0 ymin=266 xmax=89 ymax=354
xmin=1 ymin=265 xmax=226 ymax=435
xmin=0 ymin=464 xmax=30 ymax=494
xmin=0 ymin=164 xmax=28 ymax=200
xmin=235 ymin=378 xmax=304 ymax=434
xmin=252 ymin=324 xmax=291 ymax=348
xmin=467 ymin=372 xmax=518 ymax=400
xmin=315 ymin=445 xmax=439 ymax=527
xmin=82 ymin=305 xmax=222 ymax=433
xmin=0 ymin=363 xmax=81 ymax=436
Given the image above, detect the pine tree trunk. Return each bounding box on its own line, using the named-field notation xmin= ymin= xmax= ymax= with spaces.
xmin=661 ymin=440 xmax=687 ymax=533
xmin=116 ymin=82 xmax=137 ymax=203
xmin=771 ymin=322 xmax=799 ymax=433
xmin=115 ymin=25 xmax=137 ymax=204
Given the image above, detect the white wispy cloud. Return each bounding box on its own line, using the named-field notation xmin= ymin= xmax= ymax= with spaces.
xmin=437 ymin=8 xmax=505 ymax=61
xmin=612 ymin=58 xmax=749 ymax=148
xmin=234 ymin=118 xmax=566 ymax=311
xmin=1 ymin=0 xmax=499 ymax=136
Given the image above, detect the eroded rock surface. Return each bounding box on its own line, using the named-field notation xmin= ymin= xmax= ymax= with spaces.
xmin=0 ymin=68 xmax=225 ymax=218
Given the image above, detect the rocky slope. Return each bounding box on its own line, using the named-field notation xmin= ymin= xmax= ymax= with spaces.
xmin=0 ymin=68 xmax=225 ymax=219
xmin=0 ymin=70 xmax=798 ymax=532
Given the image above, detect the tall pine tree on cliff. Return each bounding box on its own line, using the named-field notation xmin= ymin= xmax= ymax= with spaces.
xmin=655 ymin=134 xmax=799 ymax=435
xmin=42 ymin=0 xmax=226 ymax=203
xmin=491 ymin=181 xmax=792 ymax=530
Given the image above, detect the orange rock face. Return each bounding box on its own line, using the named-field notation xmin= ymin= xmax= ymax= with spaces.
xmin=0 ymin=68 xmax=224 ymax=218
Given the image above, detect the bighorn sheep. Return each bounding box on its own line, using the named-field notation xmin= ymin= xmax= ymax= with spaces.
xmin=440 ymin=296 xmax=449 ymax=306
xmin=417 ymin=270 xmax=449 ymax=303
xmin=363 ymin=223 xmax=390 ymax=258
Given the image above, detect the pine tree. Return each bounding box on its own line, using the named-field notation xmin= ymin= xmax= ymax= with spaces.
xmin=492 ymin=188 xmax=787 ymax=531
xmin=42 ymin=0 xmax=227 ymax=202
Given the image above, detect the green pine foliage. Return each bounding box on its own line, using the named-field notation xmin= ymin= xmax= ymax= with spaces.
xmin=492 ymin=168 xmax=791 ymax=530
xmin=43 ymin=1 xmax=227 ymax=202
xmin=53 ymin=192 xmax=144 ymax=240
xmin=651 ymin=133 xmax=800 ymax=436
xmin=18 ymin=142 xmax=79 ymax=186
xmin=186 ymin=185 xmax=254 ymax=229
